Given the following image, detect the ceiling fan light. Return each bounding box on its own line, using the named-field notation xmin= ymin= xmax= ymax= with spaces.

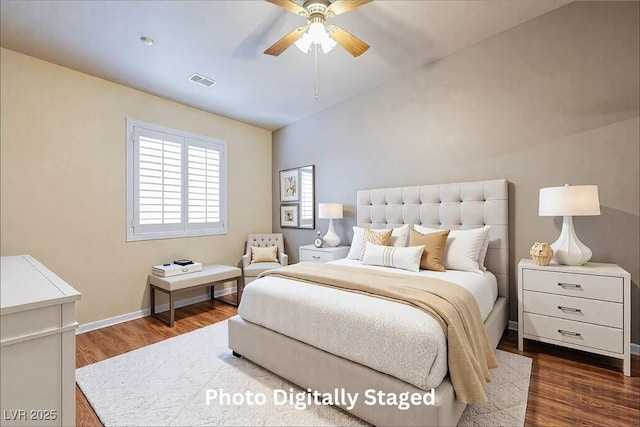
xmin=295 ymin=33 xmax=312 ymax=53
xmin=308 ymin=22 xmax=327 ymax=43
xmin=320 ymin=36 xmax=337 ymax=54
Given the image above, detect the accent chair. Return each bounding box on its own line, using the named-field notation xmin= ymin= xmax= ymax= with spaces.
xmin=241 ymin=233 xmax=288 ymax=287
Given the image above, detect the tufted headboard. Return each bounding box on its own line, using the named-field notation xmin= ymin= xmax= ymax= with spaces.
xmin=356 ymin=179 xmax=509 ymax=298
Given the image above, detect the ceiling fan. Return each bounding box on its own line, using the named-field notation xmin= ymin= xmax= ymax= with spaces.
xmin=264 ymin=0 xmax=371 ymax=57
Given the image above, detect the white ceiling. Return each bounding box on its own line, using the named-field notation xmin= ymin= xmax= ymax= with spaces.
xmin=0 ymin=0 xmax=570 ymax=130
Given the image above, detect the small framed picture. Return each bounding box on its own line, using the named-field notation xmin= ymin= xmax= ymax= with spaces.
xmin=280 ymin=204 xmax=299 ymax=228
xmin=280 ymin=168 xmax=299 ymax=202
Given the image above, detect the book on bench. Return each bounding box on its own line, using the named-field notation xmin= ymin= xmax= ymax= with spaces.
xmin=152 ymin=262 xmax=203 ymax=277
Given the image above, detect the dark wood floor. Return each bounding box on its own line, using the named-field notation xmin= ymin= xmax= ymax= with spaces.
xmin=76 ymin=296 xmax=640 ymax=426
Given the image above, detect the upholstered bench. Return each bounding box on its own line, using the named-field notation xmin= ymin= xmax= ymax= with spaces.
xmin=148 ymin=264 xmax=241 ymax=327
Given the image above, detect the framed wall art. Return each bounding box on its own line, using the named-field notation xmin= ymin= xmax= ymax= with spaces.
xmin=280 ymin=204 xmax=299 ymax=228
xmin=280 ymin=168 xmax=299 ymax=202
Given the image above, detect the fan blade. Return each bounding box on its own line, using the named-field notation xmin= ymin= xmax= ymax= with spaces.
xmin=327 ymin=25 xmax=369 ymax=57
xmin=266 ymin=0 xmax=308 ymax=17
xmin=326 ymin=0 xmax=372 ymax=16
xmin=264 ymin=26 xmax=307 ymax=56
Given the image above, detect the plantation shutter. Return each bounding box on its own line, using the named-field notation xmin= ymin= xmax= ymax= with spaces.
xmin=187 ymin=138 xmax=225 ymax=230
xmin=132 ymin=127 xmax=183 ymax=235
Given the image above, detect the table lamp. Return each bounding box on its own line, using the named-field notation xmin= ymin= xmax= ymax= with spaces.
xmin=318 ymin=203 xmax=343 ymax=247
xmin=538 ymin=184 xmax=601 ymax=265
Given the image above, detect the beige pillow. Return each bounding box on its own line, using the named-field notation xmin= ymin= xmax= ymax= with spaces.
xmin=251 ymin=245 xmax=278 ymax=263
xmin=409 ymin=228 xmax=450 ymax=272
xmin=359 ymin=228 xmax=393 ymax=260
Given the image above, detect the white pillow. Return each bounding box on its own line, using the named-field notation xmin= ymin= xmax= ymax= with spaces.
xmin=346 ymin=225 xmax=410 ymax=259
xmin=477 ymin=227 xmax=492 ymax=271
xmin=361 ymin=242 xmax=424 ymax=272
xmin=413 ymin=225 xmax=490 ymax=273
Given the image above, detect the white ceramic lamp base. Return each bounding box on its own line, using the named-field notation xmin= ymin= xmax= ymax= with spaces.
xmin=323 ymin=218 xmax=341 ymax=247
xmin=550 ymin=216 xmax=593 ymax=266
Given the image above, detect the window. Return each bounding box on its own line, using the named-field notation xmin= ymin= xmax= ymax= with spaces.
xmin=126 ymin=119 xmax=227 ymax=241
xmin=299 ymin=166 xmax=314 ymax=228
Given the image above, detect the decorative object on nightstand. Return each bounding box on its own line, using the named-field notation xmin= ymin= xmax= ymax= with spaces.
xmin=318 ymin=203 xmax=343 ymax=247
xmin=538 ymin=184 xmax=601 ymax=266
xmin=529 ymin=242 xmax=553 ymax=266
xmin=314 ymin=230 xmax=323 ymax=248
xmin=300 ymin=244 xmax=349 ymax=263
xmin=517 ymin=259 xmax=631 ymax=376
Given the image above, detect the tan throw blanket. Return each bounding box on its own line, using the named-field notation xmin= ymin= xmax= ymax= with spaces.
xmin=259 ymin=262 xmax=498 ymax=403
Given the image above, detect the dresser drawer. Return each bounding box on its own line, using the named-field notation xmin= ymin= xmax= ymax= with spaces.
xmin=523 ymin=312 xmax=623 ymax=354
xmin=522 ymin=269 xmax=623 ymax=302
xmin=300 ymin=249 xmax=334 ymax=263
xmin=523 ymin=290 xmax=623 ymax=328
xmin=1 ymin=305 xmax=62 ymax=342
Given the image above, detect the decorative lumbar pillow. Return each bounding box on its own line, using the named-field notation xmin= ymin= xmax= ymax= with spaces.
xmin=408 ymin=228 xmax=450 ymax=272
xmin=359 ymin=228 xmax=393 ymax=260
xmin=414 ymin=225 xmax=490 ymax=272
xmin=347 ymin=225 xmax=409 ymax=259
xmin=361 ymin=242 xmax=424 ymax=272
xmin=251 ymin=245 xmax=278 ymax=263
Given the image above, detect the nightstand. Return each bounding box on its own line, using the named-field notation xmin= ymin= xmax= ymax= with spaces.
xmin=299 ymin=245 xmax=350 ymax=263
xmin=517 ymin=259 xmax=631 ymax=376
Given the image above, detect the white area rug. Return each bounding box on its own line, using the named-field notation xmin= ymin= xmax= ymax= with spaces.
xmin=77 ymin=320 xmax=531 ymax=427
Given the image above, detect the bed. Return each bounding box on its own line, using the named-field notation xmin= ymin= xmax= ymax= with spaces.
xmin=228 ymin=179 xmax=509 ymax=426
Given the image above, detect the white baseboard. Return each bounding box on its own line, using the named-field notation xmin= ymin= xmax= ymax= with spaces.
xmin=76 ymin=286 xmax=236 ymax=334
xmin=507 ymin=320 xmax=639 ymax=356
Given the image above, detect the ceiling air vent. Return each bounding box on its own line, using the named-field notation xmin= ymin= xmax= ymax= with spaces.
xmin=188 ymin=73 xmax=217 ymax=88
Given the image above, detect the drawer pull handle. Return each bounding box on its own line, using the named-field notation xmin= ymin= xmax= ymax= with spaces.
xmin=558 ymin=282 xmax=582 ymax=290
xmin=312 ymin=256 xmax=321 ymax=259
xmin=558 ymin=329 xmax=581 ymax=338
xmin=558 ymin=306 xmax=582 ymax=314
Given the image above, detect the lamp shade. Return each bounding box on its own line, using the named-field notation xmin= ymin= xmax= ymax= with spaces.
xmin=539 ymin=185 xmax=601 ymax=217
xmin=318 ymin=203 xmax=343 ymax=219
xmin=294 ymin=33 xmax=312 ymax=53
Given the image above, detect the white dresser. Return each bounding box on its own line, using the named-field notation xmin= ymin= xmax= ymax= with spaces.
xmin=517 ymin=259 xmax=630 ymax=376
xmin=1 ymin=255 xmax=81 ymax=426
xmin=299 ymin=245 xmax=350 ymax=263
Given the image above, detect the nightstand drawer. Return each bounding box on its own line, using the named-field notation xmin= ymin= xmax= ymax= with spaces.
xmin=299 ymin=245 xmax=350 ymax=263
xmin=522 ymin=269 xmax=623 ymax=302
xmin=300 ymin=250 xmax=334 ymax=263
xmin=523 ymin=290 xmax=623 ymax=328
xmin=523 ymin=313 xmax=623 ymax=354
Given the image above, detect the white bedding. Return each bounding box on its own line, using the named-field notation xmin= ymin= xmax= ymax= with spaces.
xmin=238 ymin=259 xmax=498 ymax=392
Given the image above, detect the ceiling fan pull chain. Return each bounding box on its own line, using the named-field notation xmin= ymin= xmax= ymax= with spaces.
xmin=314 ymin=43 xmax=319 ymax=100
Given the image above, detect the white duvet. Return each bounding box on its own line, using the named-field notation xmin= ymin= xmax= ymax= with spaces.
xmin=238 ymin=259 xmax=497 ymax=391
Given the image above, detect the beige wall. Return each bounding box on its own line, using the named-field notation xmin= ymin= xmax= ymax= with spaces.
xmin=272 ymin=2 xmax=640 ymax=343
xmin=1 ymin=48 xmax=272 ymax=325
